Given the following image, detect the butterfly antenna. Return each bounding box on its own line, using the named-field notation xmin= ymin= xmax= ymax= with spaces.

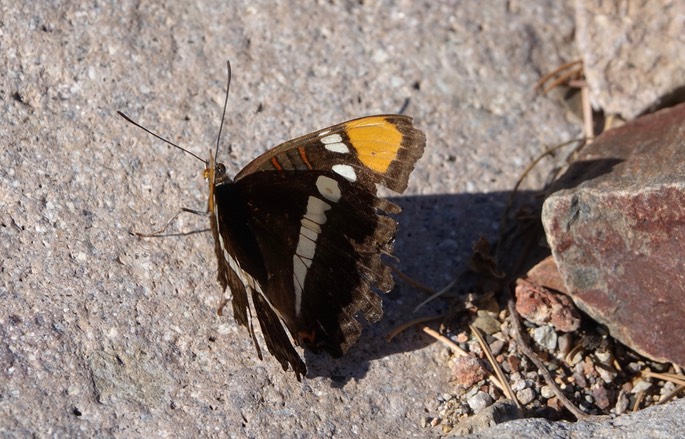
xmin=117 ymin=111 xmax=207 ymax=164
xmin=214 ymin=60 xmax=232 ymax=161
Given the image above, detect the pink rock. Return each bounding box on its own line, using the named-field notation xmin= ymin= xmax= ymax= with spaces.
xmin=515 ymin=278 xmax=581 ymax=332
xmin=526 ymin=255 xmax=569 ymax=294
xmin=590 ymin=385 xmax=613 ymax=410
xmin=543 ymin=102 xmax=685 ymax=367
xmin=450 ymin=355 xmax=488 ymax=388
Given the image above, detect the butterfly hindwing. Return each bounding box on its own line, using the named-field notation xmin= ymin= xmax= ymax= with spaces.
xmin=236 ymin=170 xmax=397 ymax=356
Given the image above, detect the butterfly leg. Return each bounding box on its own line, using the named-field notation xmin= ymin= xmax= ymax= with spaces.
xmin=129 ymin=207 xmax=209 ymax=237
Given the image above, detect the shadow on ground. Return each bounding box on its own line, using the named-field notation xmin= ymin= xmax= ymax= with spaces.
xmin=303 ymin=189 xmax=542 ymax=383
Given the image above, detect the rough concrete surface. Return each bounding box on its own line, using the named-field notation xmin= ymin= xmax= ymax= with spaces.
xmin=7 ymin=1 xmax=677 ymax=437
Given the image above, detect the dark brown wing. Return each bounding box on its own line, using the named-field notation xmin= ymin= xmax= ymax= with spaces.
xmin=236 ymin=170 xmax=398 ymax=356
xmin=211 ymin=115 xmax=425 ymax=379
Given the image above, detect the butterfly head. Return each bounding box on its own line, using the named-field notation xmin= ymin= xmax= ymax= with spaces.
xmin=204 ymin=151 xmax=231 ymax=184
xmin=213 ymin=162 xmax=229 ymax=184
xmin=205 ymin=151 xmax=232 ymax=213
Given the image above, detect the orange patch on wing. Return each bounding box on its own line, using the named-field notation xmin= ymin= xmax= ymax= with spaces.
xmin=271 ymin=157 xmax=284 ymax=171
xmin=344 ymin=116 xmax=403 ymax=173
xmin=298 ymin=147 xmax=313 ymax=170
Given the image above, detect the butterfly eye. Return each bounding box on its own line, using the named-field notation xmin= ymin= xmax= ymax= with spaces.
xmin=216 ymin=163 xmax=227 ymax=177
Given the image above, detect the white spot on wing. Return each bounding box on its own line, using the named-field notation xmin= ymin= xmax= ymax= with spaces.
xmin=291 ymin=195 xmax=333 ymax=316
xmin=321 ymin=134 xmax=349 ymax=154
xmin=301 ymin=217 xmax=322 ymax=234
xmin=293 ymin=257 xmax=306 ymax=313
xmin=320 ymin=133 xmax=342 ymax=144
xmin=318 ymin=129 xmax=331 ymax=137
xmin=303 ymin=196 xmax=331 ymax=225
xmin=294 ymin=258 xmax=307 ymax=291
xmin=325 ymin=142 xmax=350 ymax=154
xmin=332 ymin=164 xmax=357 ymax=182
xmin=316 ymin=175 xmax=342 ymax=203
xmin=295 ymin=232 xmax=317 ymax=260
xmin=300 ymin=225 xmax=318 ymax=241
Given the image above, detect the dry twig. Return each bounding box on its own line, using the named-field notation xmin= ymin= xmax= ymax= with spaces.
xmin=414 ymin=278 xmax=458 ymax=312
xmin=470 ymin=324 xmax=519 ymax=406
xmin=386 ymin=315 xmax=442 ymax=342
xmin=642 ymin=370 xmax=685 ymax=404
xmin=390 ymin=264 xmax=437 ymax=295
xmin=422 ymin=327 xmax=508 ymax=394
xmin=507 ymin=299 xmax=591 ymax=420
xmin=422 ymin=326 xmax=469 ymax=357
xmin=534 ymin=59 xmax=583 ymax=91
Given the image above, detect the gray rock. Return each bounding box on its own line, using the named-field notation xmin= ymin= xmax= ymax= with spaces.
xmin=516 ymin=388 xmax=536 ymax=406
xmin=468 ymin=391 xmax=494 ymax=413
xmin=540 ymin=385 xmax=555 ymax=399
xmin=463 ymin=397 xmax=685 ymax=439
xmin=576 ymin=0 xmax=685 ymax=119
xmin=450 ymin=399 xmax=523 ymax=436
xmin=472 ymin=310 xmax=502 ymax=336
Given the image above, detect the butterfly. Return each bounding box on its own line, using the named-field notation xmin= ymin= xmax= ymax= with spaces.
xmin=120 ymin=66 xmax=425 ymax=380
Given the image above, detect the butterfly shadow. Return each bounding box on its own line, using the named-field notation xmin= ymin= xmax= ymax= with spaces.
xmin=301 ymin=189 xmax=530 ymax=384
xmin=303 ymin=158 xmax=624 ymax=384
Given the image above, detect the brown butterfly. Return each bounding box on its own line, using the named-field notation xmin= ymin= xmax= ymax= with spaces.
xmin=120 ymin=64 xmax=425 ymax=380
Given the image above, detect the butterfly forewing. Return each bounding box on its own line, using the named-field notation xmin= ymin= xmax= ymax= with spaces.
xmin=236 ymin=115 xmax=425 ymax=193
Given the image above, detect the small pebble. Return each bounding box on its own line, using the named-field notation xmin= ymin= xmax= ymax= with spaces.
xmin=508 ymin=356 xmax=521 ymax=373
xmin=579 ymin=402 xmax=592 ymax=412
xmin=540 ymin=385 xmax=555 ymax=399
xmin=660 ymin=381 xmax=677 ymax=395
xmin=596 ymin=363 xmax=618 ymax=383
xmin=547 ymin=396 xmax=563 ymax=410
xmin=557 ymin=333 xmax=573 ymax=355
xmin=625 ymin=361 xmax=643 ymax=374
xmin=511 ymin=378 xmax=531 ymax=392
xmin=467 ymin=391 xmax=493 ymax=412
xmin=614 ymin=390 xmax=630 ymax=414
xmin=533 ymin=325 xmax=558 ymax=351
xmin=632 ymin=380 xmax=653 ymax=394
xmin=568 ymin=349 xmax=584 ymax=365
xmin=595 ymin=350 xmax=612 ymax=363
xmin=516 ymin=388 xmax=536 ymax=405
xmin=489 ymin=339 xmax=505 ymax=356
xmin=591 ymin=386 xmax=611 ymax=410
xmin=472 ymin=310 xmax=501 ymax=335
xmin=525 ymin=371 xmax=538 ymax=380
xmin=450 ymin=356 xmax=488 ymax=387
